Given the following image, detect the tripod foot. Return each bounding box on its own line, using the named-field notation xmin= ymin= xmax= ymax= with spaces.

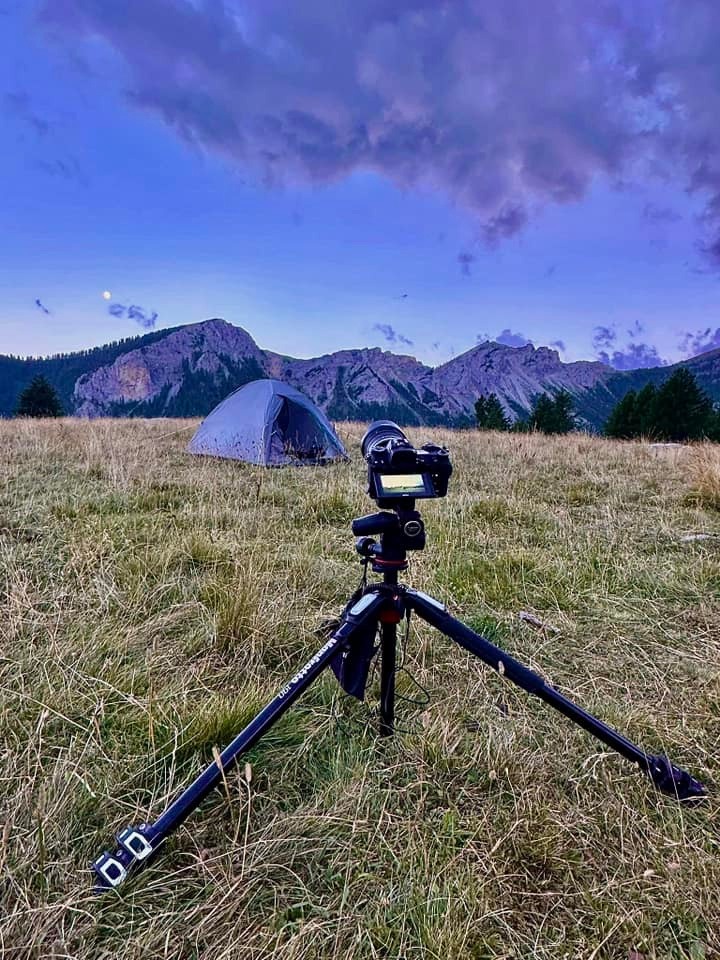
xmin=644 ymin=755 xmax=707 ymax=801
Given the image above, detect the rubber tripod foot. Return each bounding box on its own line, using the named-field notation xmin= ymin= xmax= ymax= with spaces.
xmin=645 ymin=755 xmax=707 ymax=801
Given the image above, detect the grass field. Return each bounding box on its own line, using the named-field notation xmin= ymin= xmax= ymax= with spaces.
xmin=1 ymin=418 xmax=719 ymax=959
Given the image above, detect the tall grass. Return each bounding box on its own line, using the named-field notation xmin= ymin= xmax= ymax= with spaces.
xmin=0 ymin=419 xmax=718 ymax=958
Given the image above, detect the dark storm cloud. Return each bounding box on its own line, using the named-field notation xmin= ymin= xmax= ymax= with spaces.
xmin=37 ymin=1 xmax=720 ymax=265
xmin=679 ymin=327 xmax=720 ymax=357
xmin=108 ymin=302 xmax=158 ymax=328
xmin=373 ymin=323 xmax=413 ymax=346
xmin=496 ymin=329 xmax=533 ymax=348
xmin=597 ymin=343 xmax=668 ymax=370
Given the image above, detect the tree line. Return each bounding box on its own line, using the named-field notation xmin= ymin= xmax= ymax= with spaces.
xmin=475 ymin=368 xmax=720 ymax=441
xmin=13 ymin=366 xmax=720 ymax=442
xmin=475 ymin=389 xmax=575 ymax=434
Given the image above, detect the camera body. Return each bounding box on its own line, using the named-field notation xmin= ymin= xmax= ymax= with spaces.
xmin=361 ymin=420 xmax=452 ymax=509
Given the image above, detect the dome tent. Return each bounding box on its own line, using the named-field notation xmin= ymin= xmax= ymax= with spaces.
xmin=187 ymin=379 xmax=349 ymax=466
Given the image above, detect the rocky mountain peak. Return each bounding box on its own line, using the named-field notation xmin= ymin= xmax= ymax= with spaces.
xmin=73 ymin=318 xmax=264 ymax=416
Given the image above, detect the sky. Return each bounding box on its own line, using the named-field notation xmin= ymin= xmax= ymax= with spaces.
xmin=2 ymin=1 xmax=720 ymax=368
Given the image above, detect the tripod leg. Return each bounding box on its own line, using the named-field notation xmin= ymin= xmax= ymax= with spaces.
xmin=405 ymin=589 xmax=706 ymax=801
xmin=379 ymin=621 xmax=396 ymax=736
xmin=91 ymin=589 xmax=387 ymax=892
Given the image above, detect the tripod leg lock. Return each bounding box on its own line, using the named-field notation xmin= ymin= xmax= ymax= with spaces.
xmin=92 ymin=823 xmax=157 ymax=892
xmin=643 ymin=755 xmax=707 ymax=801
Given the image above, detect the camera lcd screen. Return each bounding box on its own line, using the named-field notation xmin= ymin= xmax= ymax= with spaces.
xmin=375 ymin=473 xmax=434 ymax=497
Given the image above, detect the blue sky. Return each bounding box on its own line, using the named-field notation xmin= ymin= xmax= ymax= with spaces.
xmin=2 ymin=1 xmax=720 ymax=367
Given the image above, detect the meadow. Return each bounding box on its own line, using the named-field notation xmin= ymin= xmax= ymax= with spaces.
xmin=1 ymin=418 xmax=718 ymax=959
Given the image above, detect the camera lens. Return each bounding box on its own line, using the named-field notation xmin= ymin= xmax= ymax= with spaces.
xmin=360 ymin=420 xmax=409 ymax=459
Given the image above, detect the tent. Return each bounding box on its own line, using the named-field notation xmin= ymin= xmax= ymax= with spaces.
xmin=187 ymin=379 xmax=349 ymax=466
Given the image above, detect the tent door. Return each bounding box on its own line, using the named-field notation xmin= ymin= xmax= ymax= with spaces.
xmin=271 ymin=399 xmax=326 ymax=463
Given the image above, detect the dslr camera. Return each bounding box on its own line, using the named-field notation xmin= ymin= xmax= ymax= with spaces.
xmin=360 ymin=421 xmax=452 ymax=509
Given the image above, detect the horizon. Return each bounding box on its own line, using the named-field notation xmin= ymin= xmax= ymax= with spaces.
xmin=6 ymin=315 xmax=720 ymax=373
xmin=3 ymin=3 xmax=720 ymax=368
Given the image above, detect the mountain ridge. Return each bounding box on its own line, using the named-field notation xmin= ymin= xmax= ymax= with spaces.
xmin=3 ymin=318 xmax=719 ymax=429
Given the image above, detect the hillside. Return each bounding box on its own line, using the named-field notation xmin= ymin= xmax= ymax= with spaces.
xmin=1 ymin=418 xmax=717 ymax=957
xmin=3 ymin=318 xmax=720 ymax=428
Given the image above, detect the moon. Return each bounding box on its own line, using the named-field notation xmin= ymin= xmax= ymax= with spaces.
xmin=102 ymin=290 xmax=112 ymax=300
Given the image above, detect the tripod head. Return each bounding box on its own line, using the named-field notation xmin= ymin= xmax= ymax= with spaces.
xmin=352 ymin=507 xmax=425 ymax=572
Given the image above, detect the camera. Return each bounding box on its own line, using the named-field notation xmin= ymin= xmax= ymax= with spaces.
xmin=360 ymin=420 xmax=452 ymax=509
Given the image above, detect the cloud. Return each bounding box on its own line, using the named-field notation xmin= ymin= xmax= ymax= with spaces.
xmin=679 ymin=327 xmax=720 ymax=357
xmin=495 ymin=329 xmax=533 ymax=348
xmin=36 ymin=0 xmax=720 ymax=264
xmin=592 ymin=325 xmax=617 ymax=350
xmin=127 ymin=304 xmax=158 ymax=328
xmin=108 ymin=302 xmax=158 ymax=328
xmin=34 ymin=298 xmax=51 ymax=315
xmin=550 ymin=339 xmax=566 ymax=351
xmin=457 ymin=251 xmax=475 ymax=276
xmin=597 ymin=343 xmax=668 ymax=370
xmin=373 ymin=322 xmax=413 ymax=346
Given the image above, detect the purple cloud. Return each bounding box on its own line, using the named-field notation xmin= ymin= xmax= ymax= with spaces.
xmin=373 ymin=323 xmax=413 ymax=347
xmin=550 ymin=339 xmax=566 ymax=351
xmin=108 ymin=302 xmax=158 ymax=328
xmin=592 ymin=326 xmax=617 ymax=350
xmin=679 ymin=327 xmax=720 ymax=358
xmin=597 ymin=343 xmax=668 ymax=370
xmin=127 ymin=304 xmax=158 ymax=329
xmin=36 ymin=1 xmax=720 ymax=266
xmin=496 ymin=329 xmax=533 ymax=348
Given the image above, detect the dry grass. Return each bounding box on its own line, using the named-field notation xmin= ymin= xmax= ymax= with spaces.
xmin=687 ymin=445 xmax=720 ymax=513
xmin=0 ymin=419 xmax=718 ymax=959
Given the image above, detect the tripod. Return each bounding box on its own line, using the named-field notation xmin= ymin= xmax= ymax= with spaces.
xmin=92 ymin=504 xmax=706 ymax=892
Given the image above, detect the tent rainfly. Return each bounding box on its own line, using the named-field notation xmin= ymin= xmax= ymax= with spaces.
xmin=187 ymin=379 xmax=349 ymax=466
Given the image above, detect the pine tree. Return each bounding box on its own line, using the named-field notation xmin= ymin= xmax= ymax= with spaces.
xmin=635 ymin=383 xmax=658 ymax=438
xmin=528 ymin=393 xmax=554 ymax=433
xmin=529 ymin=390 xmax=574 ymax=434
xmin=15 ymin=375 xmax=63 ymax=418
xmin=707 ymin=407 xmax=720 ymax=442
xmin=476 ymin=393 xmax=510 ymax=431
xmin=604 ymin=389 xmax=638 ymax=439
xmin=653 ymin=368 xmax=714 ymax=441
xmin=485 ymin=394 xmax=510 ymax=430
xmin=551 ymin=389 xmax=574 ymax=434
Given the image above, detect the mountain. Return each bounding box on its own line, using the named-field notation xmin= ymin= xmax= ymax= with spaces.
xmin=3 ymin=318 xmax=720 ymax=429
